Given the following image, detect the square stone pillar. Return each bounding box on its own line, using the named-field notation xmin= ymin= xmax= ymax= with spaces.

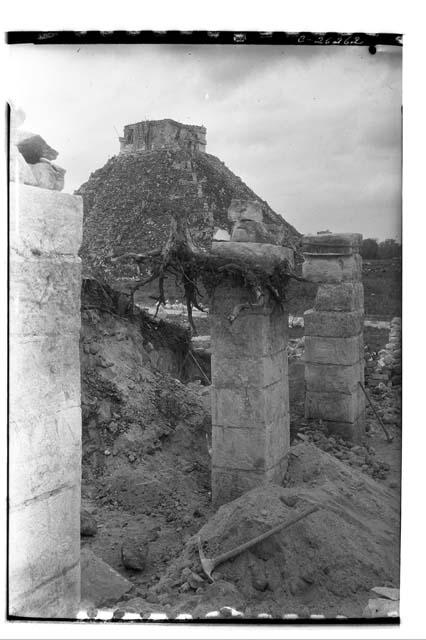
xmin=9 ymin=183 xmax=83 ymax=617
xmin=210 ymin=241 xmax=292 ymax=506
xmin=302 ymin=233 xmax=365 ymax=441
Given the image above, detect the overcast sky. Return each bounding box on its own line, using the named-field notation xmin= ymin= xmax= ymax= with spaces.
xmin=8 ymin=43 xmax=402 ymax=240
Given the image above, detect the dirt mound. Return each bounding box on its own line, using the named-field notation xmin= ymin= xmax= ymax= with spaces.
xmin=80 ymin=279 xmax=215 ymax=599
xmin=156 ymin=443 xmax=399 ymax=617
xmin=76 ymin=148 xmax=299 ymax=283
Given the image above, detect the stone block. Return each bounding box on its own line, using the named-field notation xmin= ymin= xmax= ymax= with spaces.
xmin=211 ymin=302 xmax=287 ymax=358
xmin=325 ymin=414 xmax=366 ymax=443
xmin=302 ymin=254 xmax=362 ymax=283
xmin=212 ymin=386 xmax=265 ymax=429
xmin=212 ymin=425 xmax=266 ymax=471
xmin=212 ymin=379 xmax=287 ymax=430
xmin=211 ymin=349 xmax=287 ymax=389
xmin=10 ymin=335 xmax=81 ymax=422
xmin=265 ymin=453 xmax=288 ymax=481
xmin=304 ymin=309 xmax=363 ymax=337
xmin=9 ymin=182 xmax=83 ymax=256
xmin=9 ymin=564 xmax=80 ymax=619
xmin=212 ymin=467 xmax=268 ymax=506
xmin=9 ymin=405 xmax=81 ymax=507
xmin=211 ymin=241 xmax=294 ymax=270
xmin=264 ymin=380 xmax=289 ymax=428
xmin=31 ymin=160 xmax=65 ymax=191
xmin=9 ymin=256 xmax=81 ymax=337
xmin=9 ymin=484 xmax=80 ymax=612
xmin=302 ymin=233 xmax=362 ymax=256
xmin=265 ymin=418 xmax=290 ymax=469
xmin=305 ymin=387 xmax=364 ymax=423
xmin=304 ymin=335 xmax=364 ymax=365
xmin=80 ymin=548 xmax=133 ymax=607
xmin=314 ymin=283 xmax=364 ymax=312
xmin=305 ymin=361 xmax=364 ymax=393
xmin=15 ymin=131 xmax=58 ymax=163
xmin=9 ymin=144 xmax=38 ymax=187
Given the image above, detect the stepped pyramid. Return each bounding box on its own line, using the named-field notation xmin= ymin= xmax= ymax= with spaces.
xmin=77 ymin=119 xmax=300 ymax=284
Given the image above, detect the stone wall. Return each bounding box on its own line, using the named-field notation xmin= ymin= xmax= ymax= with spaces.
xmin=210 ymin=241 xmax=291 ymax=506
xmin=120 ymin=118 xmax=207 ymax=154
xmin=9 ymin=182 xmax=83 ymax=617
xmin=303 ymin=234 xmax=366 ymax=442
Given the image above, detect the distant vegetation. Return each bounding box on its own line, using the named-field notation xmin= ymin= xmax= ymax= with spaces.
xmin=360 ymin=238 xmax=402 ymax=260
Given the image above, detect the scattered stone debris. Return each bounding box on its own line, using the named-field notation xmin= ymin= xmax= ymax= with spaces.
xmin=293 ymin=423 xmax=392 ymax=480
xmin=365 ymin=317 xmax=402 ymax=389
xmin=152 ymin=443 xmax=399 ymax=618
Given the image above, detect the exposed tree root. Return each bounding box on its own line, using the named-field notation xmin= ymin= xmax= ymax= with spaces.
xmin=109 ymin=215 xmax=302 ymax=333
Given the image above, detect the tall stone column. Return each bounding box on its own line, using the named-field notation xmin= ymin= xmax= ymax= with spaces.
xmin=9 ymin=182 xmax=83 ymax=617
xmin=303 ymin=233 xmax=365 ymax=442
xmin=210 ymin=241 xmax=292 ymax=506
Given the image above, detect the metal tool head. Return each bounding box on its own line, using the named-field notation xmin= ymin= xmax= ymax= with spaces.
xmin=197 ymin=536 xmax=215 ymax=583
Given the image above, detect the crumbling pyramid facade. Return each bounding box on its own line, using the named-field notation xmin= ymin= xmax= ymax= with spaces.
xmin=77 ymin=120 xmax=299 ymax=284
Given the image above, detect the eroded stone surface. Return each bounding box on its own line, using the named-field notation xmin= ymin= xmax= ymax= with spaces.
xmin=304 ymin=309 xmax=363 ymax=338
xmin=9 ymin=183 xmax=83 ymax=618
xmin=31 ymin=159 xmax=65 ymax=191
xmin=211 ymin=256 xmax=290 ymax=506
xmin=302 ymin=254 xmax=362 ymax=283
xmin=303 ymin=233 xmax=365 ymax=442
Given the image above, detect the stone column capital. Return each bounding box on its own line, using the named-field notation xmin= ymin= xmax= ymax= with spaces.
xmin=302 ymin=233 xmax=363 ymax=256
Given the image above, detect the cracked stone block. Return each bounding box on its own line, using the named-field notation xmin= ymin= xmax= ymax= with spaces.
xmin=9 ymin=485 xmax=81 ymax=618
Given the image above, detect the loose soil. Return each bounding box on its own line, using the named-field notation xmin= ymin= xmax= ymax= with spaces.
xmin=80 ymin=284 xmax=401 ymax=619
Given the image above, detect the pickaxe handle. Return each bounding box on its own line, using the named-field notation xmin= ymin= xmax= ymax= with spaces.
xmin=358 ymin=381 xmax=393 ymax=443
xmin=199 ymin=503 xmax=319 ymax=580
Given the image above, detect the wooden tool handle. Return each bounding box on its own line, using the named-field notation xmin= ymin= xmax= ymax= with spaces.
xmin=215 ymin=504 xmax=320 ymax=566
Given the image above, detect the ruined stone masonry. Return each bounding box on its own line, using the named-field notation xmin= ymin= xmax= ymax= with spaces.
xmin=210 ymin=203 xmax=293 ymax=506
xmin=303 ymin=233 xmax=366 ymax=442
xmin=9 ymin=111 xmax=83 ymax=617
xmin=119 ymin=118 xmax=207 ymax=154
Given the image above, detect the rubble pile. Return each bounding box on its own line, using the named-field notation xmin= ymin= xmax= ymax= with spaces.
xmin=294 ymin=425 xmax=392 ymax=481
xmin=151 ymin=443 xmax=399 ymax=618
xmin=76 ymin=143 xmax=299 ymax=284
xmin=364 ymin=317 xmax=402 ymax=389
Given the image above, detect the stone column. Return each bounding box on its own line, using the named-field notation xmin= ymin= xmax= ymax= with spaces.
xmin=9 ymin=183 xmax=83 ymax=617
xmin=210 ymin=241 xmax=292 ymax=506
xmin=302 ymin=233 xmax=365 ymax=442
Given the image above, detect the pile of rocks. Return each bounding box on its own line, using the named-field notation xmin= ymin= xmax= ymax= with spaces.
xmin=294 ymin=426 xmax=391 ymax=480
xmin=287 ymin=336 xmax=305 ymax=360
xmin=365 ymin=317 xmax=401 ymax=389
